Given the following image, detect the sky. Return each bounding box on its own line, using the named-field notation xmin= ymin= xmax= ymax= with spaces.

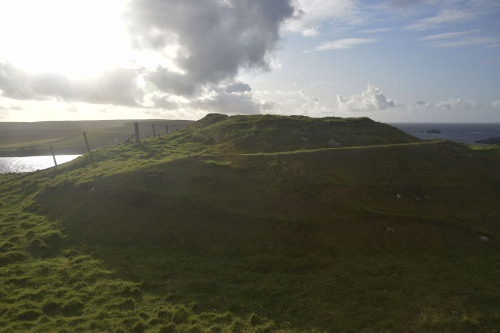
xmin=0 ymin=0 xmax=499 ymax=123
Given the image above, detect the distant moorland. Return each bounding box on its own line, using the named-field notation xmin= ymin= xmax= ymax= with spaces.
xmin=0 ymin=119 xmax=193 ymax=156
xmin=0 ymin=114 xmax=499 ymax=332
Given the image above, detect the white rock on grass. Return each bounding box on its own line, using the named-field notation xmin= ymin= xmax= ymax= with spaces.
xmin=479 ymin=235 xmax=490 ymax=242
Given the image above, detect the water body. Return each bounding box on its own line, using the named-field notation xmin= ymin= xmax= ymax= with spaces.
xmin=0 ymin=155 xmax=81 ymax=174
xmin=391 ymin=123 xmax=500 ymax=145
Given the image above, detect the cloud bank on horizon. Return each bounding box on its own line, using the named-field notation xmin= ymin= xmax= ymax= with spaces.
xmin=0 ymin=0 xmax=499 ymax=122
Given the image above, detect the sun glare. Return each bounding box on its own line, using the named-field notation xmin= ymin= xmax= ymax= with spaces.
xmin=0 ymin=0 xmax=131 ymax=77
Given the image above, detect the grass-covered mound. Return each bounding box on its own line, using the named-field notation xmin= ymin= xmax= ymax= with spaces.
xmin=1 ymin=114 xmax=499 ymax=332
xmin=167 ymin=113 xmax=420 ymax=153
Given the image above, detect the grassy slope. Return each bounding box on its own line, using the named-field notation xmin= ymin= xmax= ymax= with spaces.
xmin=1 ymin=114 xmax=499 ymax=332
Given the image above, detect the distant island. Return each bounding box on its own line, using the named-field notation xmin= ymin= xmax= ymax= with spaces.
xmin=425 ymin=129 xmax=441 ymax=134
xmin=475 ymin=136 xmax=500 ymax=144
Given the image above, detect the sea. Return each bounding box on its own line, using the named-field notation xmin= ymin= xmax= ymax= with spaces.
xmin=390 ymin=123 xmax=500 ymax=146
xmin=0 ymin=155 xmax=80 ymax=174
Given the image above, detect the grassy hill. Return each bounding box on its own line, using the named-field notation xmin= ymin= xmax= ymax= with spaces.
xmin=165 ymin=113 xmax=420 ymax=153
xmin=1 ymin=114 xmax=499 ymax=332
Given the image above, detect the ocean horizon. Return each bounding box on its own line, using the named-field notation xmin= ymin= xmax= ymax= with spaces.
xmin=390 ymin=123 xmax=500 ymax=145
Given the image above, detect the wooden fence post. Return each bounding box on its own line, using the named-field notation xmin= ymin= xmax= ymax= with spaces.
xmin=134 ymin=122 xmax=140 ymax=143
xmin=166 ymin=124 xmax=169 ymax=134
xmin=83 ymin=132 xmax=96 ymax=167
xmin=152 ymin=124 xmax=156 ymax=138
xmin=50 ymin=146 xmax=57 ymax=167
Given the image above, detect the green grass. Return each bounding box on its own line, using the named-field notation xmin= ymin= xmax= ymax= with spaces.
xmin=1 ymin=114 xmax=499 ymax=332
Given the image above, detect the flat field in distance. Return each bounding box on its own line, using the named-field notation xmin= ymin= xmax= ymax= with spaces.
xmin=0 ymin=119 xmax=193 ymax=156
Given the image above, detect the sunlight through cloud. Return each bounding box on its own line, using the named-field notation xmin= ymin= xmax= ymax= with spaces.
xmin=0 ymin=0 xmax=130 ymax=77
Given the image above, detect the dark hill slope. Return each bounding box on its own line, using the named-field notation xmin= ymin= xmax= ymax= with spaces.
xmin=36 ymin=141 xmax=499 ymax=253
xmin=20 ymin=114 xmax=500 ymax=331
xmin=33 ymin=114 xmax=498 ymax=254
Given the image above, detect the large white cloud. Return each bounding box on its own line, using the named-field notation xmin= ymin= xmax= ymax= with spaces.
xmin=0 ymin=0 xmax=297 ymax=116
xmin=0 ymin=62 xmax=143 ymax=106
xmin=125 ymin=0 xmax=296 ymax=97
xmin=436 ymin=98 xmax=479 ymax=110
xmin=337 ymin=84 xmax=398 ymax=112
xmin=251 ymin=89 xmax=333 ymax=117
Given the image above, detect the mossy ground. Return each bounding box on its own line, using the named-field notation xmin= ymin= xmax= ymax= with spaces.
xmin=1 ymin=114 xmax=499 ymax=332
xmin=0 ymin=200 xmax=275 ymax=332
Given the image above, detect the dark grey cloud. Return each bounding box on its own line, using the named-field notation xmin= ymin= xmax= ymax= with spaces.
xmin=0 ymin=62 xmax=33 ymax=99
xmin=225 ymin=82 xmax=251 ymax=94
xmin=149 ymin=93 xmax=180 ymax=110
xmin=31 ymin=72 xmax=73 ymax=99
xmin=1 ymin=0 xmax=295 ymax=112
xmin=0 ymin=62 xmax=142 ymax=106
xmin=125 ymin=0 xmax=295 ymax=96
xmin=147 ymin=82 xmax=264 ymax=115
xmin=147 ymin=67 xmax=197 ymax=96
xmin=77 ymin=68 xmax=143 ymax=106
xmin=415 ymin=100 xmax=432 ymax=108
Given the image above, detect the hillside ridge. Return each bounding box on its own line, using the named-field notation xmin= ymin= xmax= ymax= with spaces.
xmin=169 ymin=113 xmax=421 ymax=154
xmin=1 ymin=114 xmax=499 ymax=332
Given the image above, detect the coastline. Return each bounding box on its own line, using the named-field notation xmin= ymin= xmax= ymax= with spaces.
xmin=391 ymin=122 xmax=500 ymax=146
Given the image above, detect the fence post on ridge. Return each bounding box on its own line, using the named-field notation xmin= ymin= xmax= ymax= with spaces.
xmin=83 ymin=132 xmax=96 ymax=167
xmin=134 ymin=122 xmax=140 ymax=143
xmin=50 ymin=146 xmax=57 ymax=167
